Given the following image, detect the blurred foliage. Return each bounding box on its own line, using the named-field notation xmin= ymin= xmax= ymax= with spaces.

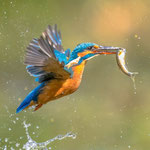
xmin=0 ymin=0 xmax=150 ymax=149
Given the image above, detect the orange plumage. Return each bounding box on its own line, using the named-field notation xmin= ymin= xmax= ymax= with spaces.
xmin=17 ymin=24 xmax=135 ymax=113
xmin=24 ymin=61 xmax=86 ymax=111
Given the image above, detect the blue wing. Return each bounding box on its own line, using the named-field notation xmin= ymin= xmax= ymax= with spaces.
xmin=25 ymin=25 xmax=71 ymax=82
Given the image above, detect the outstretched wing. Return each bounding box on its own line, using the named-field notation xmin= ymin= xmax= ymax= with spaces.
xmin=25 ymin=24 xmax=71 ymax=82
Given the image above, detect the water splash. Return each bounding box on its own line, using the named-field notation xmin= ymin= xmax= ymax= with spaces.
xmin=0 ymin=107 xmax=76 ymax=150
xmin=23 ymin=121 xmax=76 ymax=150
xmin=130 ymin=74 xmax=138 ymax=94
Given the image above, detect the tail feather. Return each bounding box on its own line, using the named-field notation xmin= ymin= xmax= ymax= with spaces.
xmin=16 ymin=83 xmax=45 ymax=113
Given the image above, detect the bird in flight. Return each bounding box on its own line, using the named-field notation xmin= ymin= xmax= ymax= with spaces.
xmin=16 ymin=24 xmax=137 ymax=113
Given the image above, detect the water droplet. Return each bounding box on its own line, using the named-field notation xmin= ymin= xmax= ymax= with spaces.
xmin=130 ymin=73 xmax=138 ymax=94
xmin=16 ymin=143 xmax=20 ymax=147
xmin=50 ymin=118 xmax=54 ymax=122
xmin=8 ymin=128 xmax=11 ymax=131
xmin=13 ymin=120 xmax=16 ymax=124
xmin=134 ymin=34 xmax=138 ymax=38
xmin=5 ymin=138 xmax=8 ymax=142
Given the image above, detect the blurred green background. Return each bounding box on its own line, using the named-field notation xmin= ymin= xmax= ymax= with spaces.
xmin=0 ymin=0 xmax=150 ymax=149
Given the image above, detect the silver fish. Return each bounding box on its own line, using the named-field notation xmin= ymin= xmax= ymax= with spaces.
xmin=116 ymin=48 xmax=138 ymax=77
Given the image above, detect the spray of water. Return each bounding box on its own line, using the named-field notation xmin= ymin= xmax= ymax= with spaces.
xmin=130 ymin=74 xmax=137 ymax=94
xmin=0 ymin=107 xmax=76 ymax=150
xmin=23 ymin=121 xmax=76 ymax=150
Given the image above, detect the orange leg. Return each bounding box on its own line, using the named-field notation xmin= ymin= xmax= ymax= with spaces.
xmin=34 ymin=104 xmax=43 ymax=111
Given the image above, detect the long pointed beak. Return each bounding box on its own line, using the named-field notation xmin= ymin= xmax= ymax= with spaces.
xmin=94 ymin=46 xmax=123 ymax=55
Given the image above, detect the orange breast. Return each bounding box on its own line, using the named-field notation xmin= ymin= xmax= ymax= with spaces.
xmin=38 ymin=61 xmax=86 ymax=104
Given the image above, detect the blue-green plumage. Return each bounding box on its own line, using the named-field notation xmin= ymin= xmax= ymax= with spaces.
xmin=69 ymin=42 xmax=98 ymax=61
xmin=17 ymin=24 xmax=127 ymax=113
xmin=16 ymin=25 xmax=107 ymax=113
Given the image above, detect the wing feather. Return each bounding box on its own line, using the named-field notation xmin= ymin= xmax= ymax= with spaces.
xmin=25 ymin=25 xmax=71 ymax=82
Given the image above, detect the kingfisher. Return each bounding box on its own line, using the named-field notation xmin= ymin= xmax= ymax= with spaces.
xmin=16 ymin=24 xmax=137 ymax=113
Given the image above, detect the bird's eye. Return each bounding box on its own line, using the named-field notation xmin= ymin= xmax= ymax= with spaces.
xmin=87 ymin=46 xmax=94 ymax=50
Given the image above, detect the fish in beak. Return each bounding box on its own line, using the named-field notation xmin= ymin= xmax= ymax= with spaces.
xmin=93 ymin=46 xmax=138 ymax=77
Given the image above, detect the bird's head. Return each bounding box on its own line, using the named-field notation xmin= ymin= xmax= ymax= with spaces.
xmin=66 ymin=42 xmax=119 ymax=68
